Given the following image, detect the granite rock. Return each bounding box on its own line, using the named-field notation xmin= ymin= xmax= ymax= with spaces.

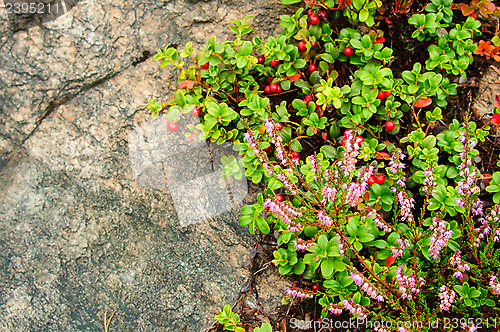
xmin=0 ymin=0 xmax=297 ymax=330
xmin=472 ymin=66 xmax=500 ymax=129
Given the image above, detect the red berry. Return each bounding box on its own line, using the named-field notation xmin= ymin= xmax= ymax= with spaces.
xmin=200 ymin=62 xmax=209 ymax=70
xmin=304 ymin=94 xmax=314 ymax=103
xmin=270 ymin=59 xmax=280 ymax=67
xmin=318 ymin=10 xmax=327 ymax=20
xmin=257 ymin=56 xmax=265 ymax=64
xmin=492 ymin=113 xmax=500 ymax=125
xmin=377 ymin=91 xmax=385 ymax=99
xmin=263 ymin=145 xmax=271 ymax=152
xmin=384 ymin=90 xmax=393 ymax=98
xmin=276 ymin=85 xmax=282 ymax=93
xmin=291 ymin=151 xmax=300 ymax=158
xmin=385 ymin=121 xmax=396 ymax=132
xmin=309 ymin=14 xmax=320 ymax=25
xmin=264 ymin=85 xmax=271 ymax=94
xmin=308 ymin=63 xmax=318 ymax=73
xmin=355 ymin=135 xmax=364 ymax=146
xmin=386 ymin=255 xmax=395 ymax=267
xmin=168 ymin=121 xmax=178 ymax=132
xmin=307 ymin=8 xmax=314 ymax=16
xmin=341 ymin=137 xmax=347 ymax=146
xmin=298 ymin=40 xmax=307 ymax=52
xmin=275 ymin=122 xmax=283 ymax=131
xmin=368 ymin=176 xmax=376 ymax=185
xmin=291 ymin=156 xmax=300 ymax=165
xmin=343 ymin=46 xmax=354 ymax=57
xmin=310 ymin=40 xmax=317 ymax=48
xmin=375 ymin=174 xmax=385 ymax=184
xmin=191 ymin=107 xmax=201 ymax=116
xmin=276 ymin=194 xmax=284 ymax=202
xmin=270 ymin=83 xmax=279 ymax=93
xmin=312 ymin=283 xmax=320 ymax=291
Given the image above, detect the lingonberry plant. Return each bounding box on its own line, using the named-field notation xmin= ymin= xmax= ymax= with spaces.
xmin=147 ymin=0 xmax=500 ymax=330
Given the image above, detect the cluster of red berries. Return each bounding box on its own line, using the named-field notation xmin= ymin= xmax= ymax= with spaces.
xmin=377 ymin=90 xmax=392 ymax=100
xmin=368 ymin=173 xmax=385 ymax=185
xmin=297 ymin=39 xmax=317 ymax=52
xmin=167 ymin=107 xmax=203 ymax=132
xmin=264 ymin=82 xmax=282 ymax=94
xmin=306 ymin=8 xmax=327 ymax=25
xmin=303 ymin=94 xmax=314 ymax=104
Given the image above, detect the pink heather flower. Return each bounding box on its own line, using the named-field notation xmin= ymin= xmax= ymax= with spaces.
xmin=350 ymin=268 xmax=385 ymax=302
xmin=338 ymin=130 xmax=359 ymax=176
xmin=328 ymin=304 xmax=343 ymax=315
xmin=471 ymin=198 xmax=484 ymax=216
xmin=364 ymin=209 xmax=392 ymax=233
xmin=428 ymin=214 xmax=453 ymax=259
xmin=321 ymin=185 xmax=337 ymax=204
xmin=292 ymin=239 xmax=314 ymax=251
xmin=473 ymin=223 xmax=491 ymax=248
xmin=263 ymin=199 xmax=302 ymax=232
xmin=264 ymin=118 xmax=288 ymax=166
xmin=490 ymin=276 xmax=500 ymax=295
xmin=438 ymin=285 xmax=455 ymax=311
xmin=318 ymin=210 xmax=333 ymax=228
xmin=337 ymin=234 xmax=345 ymax=257
xmin=343 ymin=165 xmax=374 ymax=207
xmin=344 ymin=182 xmax=363 ymax=206
xmin=450 ymin=250 xmax=470 ymax=278
xmin=495 ymin=229 xmax=500 ymax=242
xmin=309 ymin=155 xmax=322 ymax=181
xmin=455 ymin=131 xmax=480 ymax=207
xmin=397 ymin=328 xmax=411 ymax=332
xmin=282 ymin=201 xmax=302 ymax=218
xmin=342 ymin=299 xmax=367 ymax=319
xmin=397 ymin=191 xmax=414 ymax=223
xmin=277 ymin=172 xmax=298 ymax=195
xmin=395 ymin=266 xmax=425 ymax=299
xmin=422 ymin=166 xmax=437 ymax=195
xmin=244 ymin=129 xmax=273 ymax=175
xmin=286 ymin=286 xmax=314 ymax=299
xmin=388 ymin=149 xmax=406 ymax=175
xmin=391 ymin=238 xmax=410 ymax=258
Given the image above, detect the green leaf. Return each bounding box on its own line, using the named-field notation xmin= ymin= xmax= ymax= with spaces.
xmin=333 ymin=259 xmax=346 ymax=271
xmin=358 ymin=233 xmax=375 ymax=243
xmin=256 ymin=216 xmax=270 ymax=234
xmin=320 ymin=145 xmax=337 ymax=159
xmin=321 ymin=259 xmax=335 ymax=278
xmin=281 ymin=0 xmax=302 ymax=4
xmin=318 ymin=234 xmax=328 ymax=249
xmin=290 ymin=140 xmax=303 ymax=152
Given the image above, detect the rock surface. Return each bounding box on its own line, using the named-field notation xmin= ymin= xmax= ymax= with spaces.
xmin=472 ymin=66 xmax=500 ymax=127
xmin=0 ymin=0 xmax=296 ymax=330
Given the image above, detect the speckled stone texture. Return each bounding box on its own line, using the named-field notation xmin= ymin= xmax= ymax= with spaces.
xmin=0 ymin=0 xmax=295 ymax=330
xmin=472 ymin=66 xmax=500 ymax=129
